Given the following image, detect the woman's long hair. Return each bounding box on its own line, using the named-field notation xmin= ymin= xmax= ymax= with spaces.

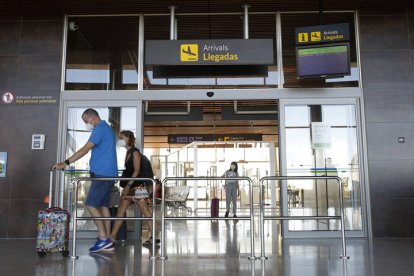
xmin=229 ymin=161 xmax=238 ymax=173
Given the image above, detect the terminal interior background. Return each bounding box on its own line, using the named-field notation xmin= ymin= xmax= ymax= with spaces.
xmin=1 ymin=0 xmax=414 ymax=275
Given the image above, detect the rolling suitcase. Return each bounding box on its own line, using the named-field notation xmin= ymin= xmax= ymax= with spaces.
xmin=210 ymin=184 xmax=219 ymax=218
xmin=36 ymin=171 xmax=70 ymax=257
xmin=210 ymin=198 xmax=219 ymax=218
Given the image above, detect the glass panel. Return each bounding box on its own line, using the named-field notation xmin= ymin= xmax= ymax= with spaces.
xmin=144 ymin=14 xmax=277 ymax=89
xmin=64 ymin=106 xmax=137 ymax=231
xmin=162 ymin=142 xmax=274 ymax=212
xmin=281 ymin=13 xmax=359 ymax=88
xmin=322 ymin=105 xmax=356 ymax=126
xmin=285 ymin=106 xmax=310 ymax=127
xmin=65 ymin=16 xmax=139 ymax=90
xmin=284 ymin=104 xmax=361 ymax=231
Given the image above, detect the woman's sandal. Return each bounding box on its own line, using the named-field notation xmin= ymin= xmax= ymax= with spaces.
xmin=143 ymin=237 xmax=161 ymax=246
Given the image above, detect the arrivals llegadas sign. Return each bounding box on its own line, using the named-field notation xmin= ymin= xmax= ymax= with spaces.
xmin=295 ymin=23 xmax=350 ymax=45
xmin=145 ymin=39 xmax=274 ymax=65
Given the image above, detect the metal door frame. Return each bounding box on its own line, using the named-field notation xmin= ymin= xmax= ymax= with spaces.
xmin=58 ymin=98 xmax=143 ymax=238
xmin=279 ymin=98 xmax=368 ymax=238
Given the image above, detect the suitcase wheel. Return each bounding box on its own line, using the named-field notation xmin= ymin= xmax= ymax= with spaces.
xmin=38 ymin=251 xmax=46 ymax=258
xmin=61 ymin=250 xmax=70 ymax=257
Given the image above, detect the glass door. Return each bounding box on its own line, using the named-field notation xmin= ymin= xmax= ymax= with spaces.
xmin=280 ymin=99 xmax=365 ymax=238
xmin=60 ymin=101 xmax=143 ymax=238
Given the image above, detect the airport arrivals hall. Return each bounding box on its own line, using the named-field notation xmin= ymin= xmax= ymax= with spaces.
xmin=0 ymin=0 xmax=414 ymax=275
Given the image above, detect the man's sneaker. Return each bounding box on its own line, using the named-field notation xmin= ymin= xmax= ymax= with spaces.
xmin=101 ymin=243 xmax=115 ymax=252
xmin=224 ymin=211 xmax=229 ymax=218
xmin=89 ymin=238 xmax=113 ymax=253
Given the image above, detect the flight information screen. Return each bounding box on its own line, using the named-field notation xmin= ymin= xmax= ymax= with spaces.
xmin=296 ymin=43 xmax=350 ymax=79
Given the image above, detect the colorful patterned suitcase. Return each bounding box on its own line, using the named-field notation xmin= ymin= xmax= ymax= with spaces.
xmin=36 ymin=171 xmax=70 ymax=257
xmin=36 ymin=207 xmax=70 ymax=257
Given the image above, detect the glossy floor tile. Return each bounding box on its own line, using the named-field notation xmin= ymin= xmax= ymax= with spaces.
xmin=1 ymin=220 xmax=414 ymax=275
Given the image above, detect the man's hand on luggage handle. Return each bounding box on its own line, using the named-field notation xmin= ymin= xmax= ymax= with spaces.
xmin=52 ymin=163 xmax=65 ymax=170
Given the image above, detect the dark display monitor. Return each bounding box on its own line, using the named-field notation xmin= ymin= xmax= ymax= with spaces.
xmin=296 ymin=43 xmax=350 ymax=79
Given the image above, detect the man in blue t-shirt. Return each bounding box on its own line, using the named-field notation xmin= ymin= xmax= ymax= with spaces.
xmin=53 ymin=108 xmax=118 ymax=253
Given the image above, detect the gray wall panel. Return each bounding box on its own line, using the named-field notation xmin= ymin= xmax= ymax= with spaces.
xmin=20 ymin=20 xmax=63 ymax=55
xmin=0 ymin=200 xmax=10 ymax=237
xmin=361 ymin=50 xmax=412 ymax=85
xmin=366 ymin=123 xmax=414 ymax=160
xmin=0 ymin=56 xmax=18 ymax=89
xmin=361 ymin=13 xmax=414 ymax=237
xmin=17 ymin=54 xmax=62 ymax=89
xmin=0 ymin=18 xmax=62 ymax=238
xmin=368 ymin=160 xmax=414 ymax=198
xmin=0 ymin=21 xmax=21 ymax=56
xmin=359 ymin=15 xmax=409 ymax=50
xmin=364 ymin=85 xmax=414 ymax=123
xmin=7 ymin=200 xmax=47 ymax=238
xmin=371 ymin=198 xmax=414 ymax=237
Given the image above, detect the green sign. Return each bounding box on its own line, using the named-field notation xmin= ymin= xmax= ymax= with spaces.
xmin=298 ymin=45 xmax=347 ymax=56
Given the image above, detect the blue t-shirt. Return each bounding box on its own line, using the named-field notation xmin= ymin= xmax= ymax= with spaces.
xmin=88 ymin=120 xmax=118 ymax=177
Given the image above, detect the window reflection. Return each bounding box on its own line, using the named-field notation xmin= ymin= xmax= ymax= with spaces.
xmin=65 ymin=16 xmax=139 ymax=90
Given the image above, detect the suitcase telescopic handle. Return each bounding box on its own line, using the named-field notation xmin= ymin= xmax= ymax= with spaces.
xmin=49 ymin=170 xmax=53 ymax=208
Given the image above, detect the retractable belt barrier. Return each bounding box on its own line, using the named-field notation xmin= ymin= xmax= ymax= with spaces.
xmin=259 ymin=176 xmax=350 ymax=260
xmin=70 ymin=177 xmax=157 ymax=260
xmin=160 ymin=177 xmax=256 ymax=260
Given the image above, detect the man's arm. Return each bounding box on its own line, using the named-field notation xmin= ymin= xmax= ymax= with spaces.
xmin=52 ymin=142 xmax=95 ymax=170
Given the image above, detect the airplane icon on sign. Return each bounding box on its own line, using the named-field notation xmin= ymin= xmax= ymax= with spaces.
xmin=182 ymin=46 xmax=197 ymax=56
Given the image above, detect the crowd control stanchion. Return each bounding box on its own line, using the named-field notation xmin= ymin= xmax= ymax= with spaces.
xmin=159 ymin=177 xmax=256 ymax=260
xmin=69 ymin=177 xmax=157 ymax=260
xmin=259 ymin=176 xmax=350 ymax=260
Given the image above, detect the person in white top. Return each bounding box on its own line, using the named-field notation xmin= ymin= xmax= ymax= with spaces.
xmin=222 ymin=162 xmax=240 ymax=218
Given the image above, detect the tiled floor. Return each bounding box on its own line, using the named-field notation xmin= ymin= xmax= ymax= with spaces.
xmin=1 ymin=220 xmax=413 ymax=276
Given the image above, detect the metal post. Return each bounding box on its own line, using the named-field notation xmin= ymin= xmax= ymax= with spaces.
xmin=260 ymin=184 xmax=267 ymax=260
xmin=160 ymin=176 xmax=253 ymax=260
xmin=242 ymin=5 xmax=250 ymax=39
xmin=137 ymin=13 xmax=144 ymax=91
xmin=150 ymin=180 xmax=157 ymax=259
xmin=69 ymin=177 xmax=157 ymax=260
xmin=174 ymin=18 xmax=178 ymax=40
xmin=258 ymin=176 xmax=350 ymax=261
xmin=160 ymin=179 xmax=167 ymax=259
xmin=69 ymin=179 xmax=80 ymax=259
xmin=248 ymin=178 xmax=256 ymax=260
xmin=339 ymin=178 xmax=350 ymax=259
xmin=169 ymin=6 xmax=176 ymax=40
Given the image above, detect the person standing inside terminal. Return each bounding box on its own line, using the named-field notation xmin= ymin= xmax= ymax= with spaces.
xmin=53 ymin=108 xmax=118 ymax=253
xmin=222 ymin=161 xmax=240 ymax=218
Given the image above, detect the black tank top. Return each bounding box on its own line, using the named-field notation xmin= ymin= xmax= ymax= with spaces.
xmin=120 ymin=148 xmax=154 ymax=188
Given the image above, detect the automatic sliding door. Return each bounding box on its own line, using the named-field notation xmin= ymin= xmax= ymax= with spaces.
xmin=280 ymin=100 xmax=364 ymax=237
xmin=63 ymin=105 xmax=139 ymax=235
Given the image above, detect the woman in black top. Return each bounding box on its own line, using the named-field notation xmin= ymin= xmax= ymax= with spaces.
xmin=110 ymin=130 xmax=159 ymax=245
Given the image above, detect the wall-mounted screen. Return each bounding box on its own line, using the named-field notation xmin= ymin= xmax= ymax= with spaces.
xmin=296 ymin=43 xmax=350 ymax=79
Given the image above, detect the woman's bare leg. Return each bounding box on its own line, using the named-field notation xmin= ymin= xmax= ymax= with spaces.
xmin=136 ymin=199 xmax=159 ymax=237
xmin=110 ymin=198 xmax=132 ymax=242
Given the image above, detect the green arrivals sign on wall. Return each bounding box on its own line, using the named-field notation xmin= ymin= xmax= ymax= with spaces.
xmin=145 ymin=39 xmax=274 ymax=66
